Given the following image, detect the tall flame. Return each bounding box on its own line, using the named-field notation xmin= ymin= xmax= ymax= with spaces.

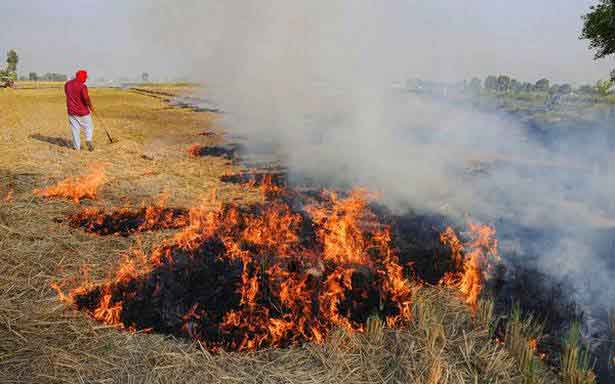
xmin=439 ymin=223 xmax=500 ymax=308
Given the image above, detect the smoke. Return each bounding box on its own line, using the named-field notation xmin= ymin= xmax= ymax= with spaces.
xmin=140 ymin=1 xmax=615 ymax=330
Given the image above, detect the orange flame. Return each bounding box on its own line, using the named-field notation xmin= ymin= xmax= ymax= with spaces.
xmin=439 ymin=223 xmax=499 ymax=308
xmin=3 ymin=190 xmax=13 ymax=203
xmin=56 ymin=188 xmax=416 ymax=351
xmin=258 ymin=173 xmax=283 ymax=198
xmin=67 ymin=194 xmax=189 ymax=236
xmin=52 ymin=246 xmax=153 ymax=331
xmin=187 ymin=143 xmax=202 ymax=157
xmin=54 ymin=182 xmax=502 ymax=351
xmin=34 ymin=164 xmax=107 ymax=203
xmin=308 ymin=189 xmax=378 ymax=266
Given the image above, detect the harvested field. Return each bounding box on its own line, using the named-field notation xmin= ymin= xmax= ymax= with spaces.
xmin=0 ymin=86 xmax=558 ymax=383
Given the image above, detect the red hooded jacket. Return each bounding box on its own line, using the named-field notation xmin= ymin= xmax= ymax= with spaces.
xmin=64 ymin=70 xmax=91 ymax=116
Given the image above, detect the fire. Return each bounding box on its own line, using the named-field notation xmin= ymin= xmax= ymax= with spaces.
xmin=219 ymin=171 xmax=286 ymax=198
xmin=93 ymin=291 xmax=123 ymax=325
xmin=187 ymin=143 xmax=202 ymax=157
xmin=141 ymin=168 xmax=155 ymax=177
xmin=34 ymin=163 xmax=107 ymax=203
xmin=51 ymin=170 xmax=501 ymax=352
xmin=3 ymin=189 xmax=13 ymax=203
xmin=257 ymin=173 xmax=284 ymax=197
xmin=55 ymin=188 xmax=416 ymax=351
xmin=439 ymin=222 xmax=499 ymax=308
xmin=439 ymin=226 xmax=463 ymax=269
xmin=308 ymin=190 xmax=376 ymax=265
xmin=52 ymin=249 xmax=151 ymax=329
xmin=67 ymin=195 xmax=189 ymax=236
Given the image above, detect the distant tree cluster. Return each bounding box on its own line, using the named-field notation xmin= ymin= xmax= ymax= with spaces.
xmin=479 ymin=75 xmax=574 ymax=94
xmin=467 ymin=74 xmax=614 ymax=97
xmin=37 ymin=73 xmax=68 ymax=81
xmin=18 ymin=72 xmax=67 ymax=82
xmin=22 ymin=72 xmax=67 ymax=81
xmin=1 ymin=49 xmax=70 ymax=84
xmin=534 ymin=78 xmax=550 ymax=92
xmin=467 ymin=77 xmax=482 ymax=94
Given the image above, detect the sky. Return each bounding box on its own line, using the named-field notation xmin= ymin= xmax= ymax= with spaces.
xmin=1 ymin=0 xmax=613 ymax=84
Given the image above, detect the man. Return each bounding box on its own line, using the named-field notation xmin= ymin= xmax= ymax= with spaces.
xmin=64 ymin=70 xmax=95 ymax=151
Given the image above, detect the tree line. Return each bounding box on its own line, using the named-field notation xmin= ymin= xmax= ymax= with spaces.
xmin=479 ymin=76 xmax=570 ymax=94
xmin=23 ymin=72 xmax=67 ymax=82
xmin=465 ymin=75 xmax=613 ymax=97
xmin=1 ymin=49 xmax=67 ymax=83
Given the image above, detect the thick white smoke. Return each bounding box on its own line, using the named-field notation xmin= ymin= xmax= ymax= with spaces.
xmin=140 ymin=1 xmax=615 ymax=330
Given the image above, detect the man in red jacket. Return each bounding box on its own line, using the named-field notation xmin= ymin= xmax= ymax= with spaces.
xmin=64 ymin=70 xmax=95 ymax=151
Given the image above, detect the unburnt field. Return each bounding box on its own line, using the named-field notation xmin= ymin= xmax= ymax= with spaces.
xmin=0 ymin=85 xmax=555 ymax=383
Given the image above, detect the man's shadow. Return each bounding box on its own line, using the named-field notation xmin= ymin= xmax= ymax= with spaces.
xmin=29 ymin=134 xmax=72 ymax=148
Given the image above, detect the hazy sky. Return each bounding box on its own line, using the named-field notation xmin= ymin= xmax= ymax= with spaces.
xmin=1 ymin=0 xmax=612 ymax=84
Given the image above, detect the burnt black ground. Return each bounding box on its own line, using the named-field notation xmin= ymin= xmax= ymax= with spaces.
xmin=72 ymin=197 xmax=460 ymax=351
xmin=67 ymin=207 xmax=189 ymax=236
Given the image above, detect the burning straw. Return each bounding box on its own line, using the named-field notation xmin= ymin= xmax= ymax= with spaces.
xmin=439 ymin=223 xmax=500 ymax=308
xmin=53 ymin=186 xmax=501 ymax=353
xmin=187 ymin=143 xmax=202 ymax=158
xmin=34 ymin=163 xmax=107 ymax=203
xmin=67 ymin=194 xmax=189 ymax=236
xmin=54 ymin=189 xmax=415 ymax=350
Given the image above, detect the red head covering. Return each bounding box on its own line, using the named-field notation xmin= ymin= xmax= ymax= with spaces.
xmin=75 ymin=70 xmax=88 ymax=83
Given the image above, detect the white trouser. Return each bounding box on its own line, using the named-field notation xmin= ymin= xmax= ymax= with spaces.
xmin=68 ymin=114 xmax=94 ymax=150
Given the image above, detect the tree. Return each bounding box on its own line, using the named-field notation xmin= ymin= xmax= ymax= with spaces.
xmin=41 ymin=72 xmax=67 ymax=81
xmin=578 ymin=84 xmax=596 ymax=94
xmin=28 ymin=72 xmax=38 ymax=81
xmin=142 ymin=72 xmax=149 ymax=82
xmin=581 ymin=1 xmax=615 ymax=78
xmin=510 ymin=79 xmax=521 ymax=93
xmin=496 ymin=75 xmax=511 ymax=92
xmin=0 ymin=70 xmax=16 ymax=88
xmin=559 ymin=84 xmax=573 ymax=94
xmin=596 ymin=79 xmax=614 ymax=95
xmin=535 ymin=78 xmax=550 ymax=92
xmin=467 ymin=77 xmax=482 ymax=94
xmin=521 ymin=82 xmax=534 ymax=92
xmin=485 ymin=75 xmax=498 ymax=91
xmin=581 ymin=1 xmax=615 ymax=59
xmin=6 ymin=49 xmax=18 ymax=72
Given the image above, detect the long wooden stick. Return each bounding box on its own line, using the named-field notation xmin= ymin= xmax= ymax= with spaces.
xmin=93 ymin=111 xmax=114 ymax=144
